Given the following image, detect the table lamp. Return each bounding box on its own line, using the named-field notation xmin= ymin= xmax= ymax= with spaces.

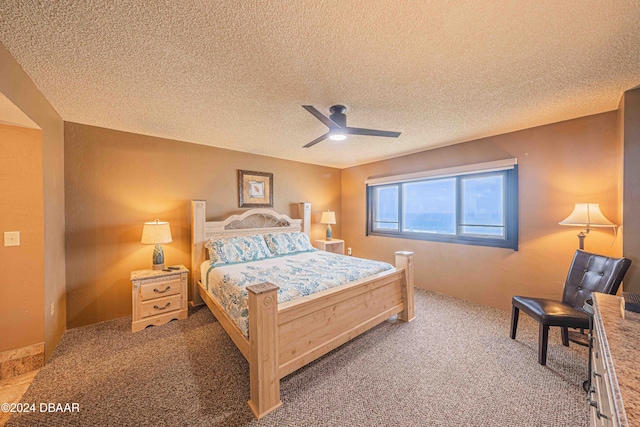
xmin=320 ymin=211 xmax=336 ymax=241
xmin=141 ymin=220 xmax=173 ymax=270
xmin=559 ymin=203 xmax=616 ymax=250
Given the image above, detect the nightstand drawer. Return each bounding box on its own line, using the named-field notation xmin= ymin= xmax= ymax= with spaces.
xmin=140 ymin=278 xmax=181 ymax=301
xmin=140 ymin=294 xmax=181 ymax=318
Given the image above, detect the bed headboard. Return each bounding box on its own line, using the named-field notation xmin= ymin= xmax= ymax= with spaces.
xmin=190 ymin=200 xmax=310 ymax=306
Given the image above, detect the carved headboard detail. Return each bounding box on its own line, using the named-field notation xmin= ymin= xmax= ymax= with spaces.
xmin=226 ymin=214 xmax=290 ymax=230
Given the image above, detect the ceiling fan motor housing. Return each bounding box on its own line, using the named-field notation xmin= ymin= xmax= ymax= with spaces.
xmin=329 ymin=105 xmax=347 ymax=127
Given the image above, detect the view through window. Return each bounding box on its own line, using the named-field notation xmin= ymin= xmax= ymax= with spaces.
xmin=367 ymin=165 xmax=518 ymax=250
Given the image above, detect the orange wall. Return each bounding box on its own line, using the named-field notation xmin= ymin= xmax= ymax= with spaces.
xmin=64 ymin=122 xmax=342 ymax=328
xmin=0 ymin=124 xmax=44 ymax=352
xmin=342 ymin=112 xmax=622 ymax=310
xmin=0 ymin=43 xmax=66 ymax=360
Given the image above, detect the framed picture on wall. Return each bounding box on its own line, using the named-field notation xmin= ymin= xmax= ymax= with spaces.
xmin=238 ymin=170 xmax=273 ymax=207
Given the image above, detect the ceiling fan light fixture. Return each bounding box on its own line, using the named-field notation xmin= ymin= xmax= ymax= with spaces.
xmin=301 ymin=105 xmax=400 ymax=148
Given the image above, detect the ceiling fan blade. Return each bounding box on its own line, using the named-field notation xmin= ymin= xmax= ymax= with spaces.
xmin=345 ymin=127 xmax=401 ymax=138
xmin=303 ymin=132 xmax=330 ymax=148
xmin=302 ymin=105 xmax=340 ymax=129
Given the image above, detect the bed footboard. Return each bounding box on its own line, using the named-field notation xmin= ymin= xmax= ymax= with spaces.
xmin=395 ymin=251 xmax=415 ymax=322
xmin=245 ymin=251 xmax=414 ymax=419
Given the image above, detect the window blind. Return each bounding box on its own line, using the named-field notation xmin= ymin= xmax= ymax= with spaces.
xmin=364 ymin=158 xmax=518 ymax=186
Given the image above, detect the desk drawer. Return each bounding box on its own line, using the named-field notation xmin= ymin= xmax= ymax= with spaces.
xmin=140 ymin=278 xmax=181 ymax=301
xmin=590 ymin=331 xmax=615 ymax=426
xmin=141 ymin=294 xmax=181 ymax=318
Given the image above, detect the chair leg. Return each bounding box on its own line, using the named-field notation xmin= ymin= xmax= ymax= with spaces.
xmin=510 ymin=306 xmax=519 ymax=339
xmin=538 ymin=324 xmax=549 ymax=365
xmin=561 ymin=327 xmax=569 ymax=346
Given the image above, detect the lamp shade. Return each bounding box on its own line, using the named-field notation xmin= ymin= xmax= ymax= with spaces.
xmin=141 ymin=220 xmax=173 ymax=244
xmin=559 ymin=203 xmax=616 ymax=228
xmin=320 ymin=211 xmax=336 ymax=225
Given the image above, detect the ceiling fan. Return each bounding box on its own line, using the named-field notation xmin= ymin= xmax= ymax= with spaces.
xmin=302 ymin=105 xmax=401 ymax=148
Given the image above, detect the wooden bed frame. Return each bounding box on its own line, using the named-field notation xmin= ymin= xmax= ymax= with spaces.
xmin=191 ymin=200 xmax=415 ymax=419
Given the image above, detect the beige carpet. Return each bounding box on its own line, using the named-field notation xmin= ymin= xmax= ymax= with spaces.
xmin=7 ymin=289 xmax=588 ymax=426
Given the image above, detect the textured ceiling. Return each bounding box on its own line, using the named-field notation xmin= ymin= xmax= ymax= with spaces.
xmin=1 ymin=1 xmax=640 ymax=168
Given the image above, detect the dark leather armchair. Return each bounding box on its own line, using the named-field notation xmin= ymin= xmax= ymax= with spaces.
xmin=510 ymin=250 xmax=631 ymax=365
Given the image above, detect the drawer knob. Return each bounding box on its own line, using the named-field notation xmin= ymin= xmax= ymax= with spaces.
xmin=153 ymin=302 xmax=171 ymax=311
xmin=154 ymin=286 xmax=171 ymax=294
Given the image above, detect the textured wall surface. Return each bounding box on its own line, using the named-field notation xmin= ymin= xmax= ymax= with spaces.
xmin=64 ymin=122 xmax=342 ymax=328
xmin=0 ymin=42 xmax=66 ymax=361
xmin=622 ymin=87 xmax=640 ymax=292
xmin=0 ymin=124 xmax=44 ymax=352
xmin=342 ymin=112 xmax=622 ymax=311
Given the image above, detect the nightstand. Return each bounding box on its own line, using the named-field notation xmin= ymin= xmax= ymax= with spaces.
xmin=314 ymin=239 xmax=345 ymax=255
xmin=130 ymin=265 xmax=189 ymax=332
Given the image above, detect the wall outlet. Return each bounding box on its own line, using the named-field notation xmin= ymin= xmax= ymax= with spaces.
xmin=50 ymin=302 xmax=55 ymax=317
xmin=347 ymin=247 xmax=352 ymax=256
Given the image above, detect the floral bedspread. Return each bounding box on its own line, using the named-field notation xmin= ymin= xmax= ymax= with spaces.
xmin=200 ymin=250 xmax=394 ymax=338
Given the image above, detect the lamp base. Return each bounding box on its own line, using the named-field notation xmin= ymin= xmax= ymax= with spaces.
xmin=152 ymin=244 xmax=165 ymax=270
xmin=577 ymin=231 xmax=588 ymax=250
xmin=326 ymin=224 xmax=332 ymax=241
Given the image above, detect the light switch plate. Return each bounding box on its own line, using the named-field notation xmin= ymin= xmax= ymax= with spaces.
xmin=4 ymin=231 xmax=20 ymax=247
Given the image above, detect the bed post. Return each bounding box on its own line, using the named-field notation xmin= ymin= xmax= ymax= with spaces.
xmin=395 ymin=251 xmax=415 ymax=322
xmin=247 ymin=282 xmax=282 ymax=419
xmin=191 ymin=200 xmax=206 ymax=307
xmin=298 ymin=202 xmax=311 ymax=237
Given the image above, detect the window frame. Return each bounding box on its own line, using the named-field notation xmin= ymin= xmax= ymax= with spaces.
xmin=366 ymin=166 xmax=518 ymax=250
xmin=370 ymin=184 xmax=401 ymax=232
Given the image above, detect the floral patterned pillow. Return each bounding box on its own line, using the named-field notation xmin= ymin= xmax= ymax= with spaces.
xmin=205 ymin=235 xmax=272 ymax=265
xmin=264 ymin=232 xmax=314 ymax=255
xmin=263 ymin=233 xmax=296 ymax=255
xmin=289 ymin=232 xmax=314 ymax=251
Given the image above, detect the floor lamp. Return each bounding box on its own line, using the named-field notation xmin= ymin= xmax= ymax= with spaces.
xmin=559 ymin=203 xmax=616 ymax=347
xmin=558 ymin=203 xmax=616 ymax=250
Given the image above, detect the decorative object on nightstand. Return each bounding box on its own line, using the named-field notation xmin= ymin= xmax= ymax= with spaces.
xmin=314 ymin=238 xmax=345 ymax=255
xmin=320 ymin=211 xmax=336 ymax=240
xmin=141 ymin=219 xmax=173 ymax=270
xmin=559 ymin=203 xmax=616 ymax=250
xmin=130 ymin=265 xmax=189 ymax=332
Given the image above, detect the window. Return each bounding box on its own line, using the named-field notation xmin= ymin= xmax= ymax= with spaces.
xmin=366 ymin=161 xmax=518 ymax=250
xmin=371 ymin=185 xmax=399 ymax=230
